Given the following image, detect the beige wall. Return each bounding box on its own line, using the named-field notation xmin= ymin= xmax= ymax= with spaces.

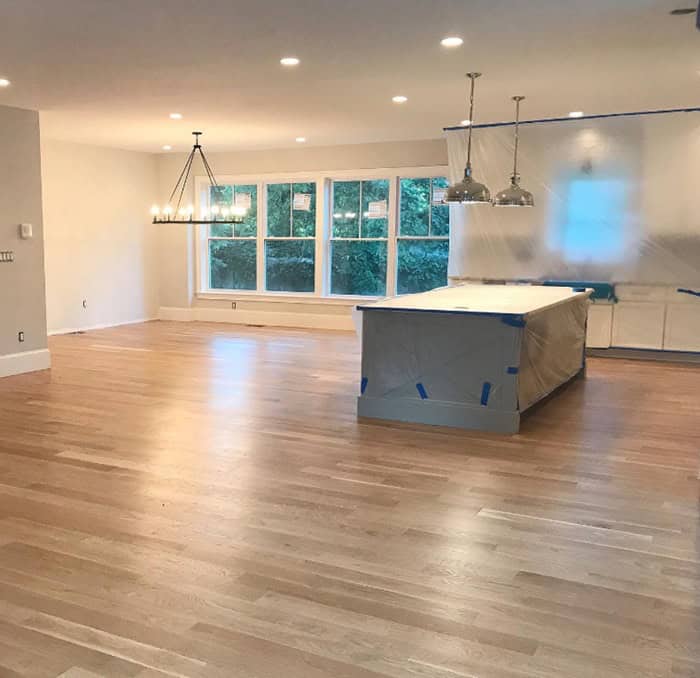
xmin=156 ymin=138 xmax=447 ymax=309
xmin=0 ymin=105 xmax=48 ymax=358
xmin=15 ymin=135 xmax=446 ymax=347
xmin=41 ymin=139 xmax=160 ymax=333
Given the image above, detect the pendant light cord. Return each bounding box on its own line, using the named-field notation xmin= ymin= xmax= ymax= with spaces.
xmin=512 ymin=96 xmax=524 ymax=182
xmin=465 ymin=72 xmax=481 ymax=177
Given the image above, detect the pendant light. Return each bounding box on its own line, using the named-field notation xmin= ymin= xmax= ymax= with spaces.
xmin=493 ymin=96 xmax=534 ymax=207
xmin=445 ymin=72 xmax=491 ymax=204
xmin=151 ymin=131 xmax=248 ymax=224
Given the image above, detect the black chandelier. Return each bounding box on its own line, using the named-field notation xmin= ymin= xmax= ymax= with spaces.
xmin=151 ymin=131 xmax=247 ymax=225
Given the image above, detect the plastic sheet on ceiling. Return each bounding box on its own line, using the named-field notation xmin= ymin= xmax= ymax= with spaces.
xmin=445 ymin=111 xmax=700 ymax=286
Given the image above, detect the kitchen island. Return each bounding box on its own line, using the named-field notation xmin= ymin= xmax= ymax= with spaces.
xmin=356 ymin=284 xmax=591 ymax=434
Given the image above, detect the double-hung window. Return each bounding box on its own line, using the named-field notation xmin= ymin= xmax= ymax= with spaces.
xmin=208 ymin=184 xmax=258 ymax=290
xmin=265 ymin=182 xmax=316 ymax=292
xmin=396 ymin=177 xmax=450 ymax=294
xmin=199 ymin=168 xmax=449 ymax=298
xmin=329 ymin=179 xmax=390 ymax=296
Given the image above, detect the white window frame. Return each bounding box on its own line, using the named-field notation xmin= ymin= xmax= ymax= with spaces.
xmin=327 ymin=176 xmax=395 ymax=299
xmin=263 ymin=179 xmax=321 ymax=295
xmin=202 ymin=180 xmax=260 ymax=292
xmin=395 ymin=176 xmax=451 ymax=295
xmin=194 ymin=166 xmax=448 ymax=302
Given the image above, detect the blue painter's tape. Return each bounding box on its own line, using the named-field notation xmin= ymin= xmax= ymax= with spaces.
xmin=360 ymin=377 xmax=368 ymax=394
xmin=507 ymin=366 xmax=519 ymax=375
xmin=678 ymin=288 xmax=700 ymax=298
xmin=416 ymin=383 xmax=428 ymax=400
xmin=480 ymin=382 xmax=492 ymax=406
xmin=502 ymin=315 xmax=526 ymax=328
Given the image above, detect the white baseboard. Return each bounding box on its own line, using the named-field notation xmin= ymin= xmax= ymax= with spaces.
xmin=48 ymin=317 xmax=157 ymax=336
xmin=0 ymin=348 xmax=51 ymax=378
xmin=159 ymin=306 xmax=354 ymax=331
xmin=159 ymin=307 xmax=195 ymax=322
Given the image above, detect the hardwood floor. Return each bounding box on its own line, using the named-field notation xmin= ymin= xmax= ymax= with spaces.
xmin=0 ymin=320 xmax=699 ymax=678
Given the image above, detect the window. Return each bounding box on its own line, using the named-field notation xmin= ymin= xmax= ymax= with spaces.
xmin=208 ymin=184 xmax=258 ymax=290
xmin=265 ymin=182 xmax=316 ymax=292
xmin=199 ymin=168 xmax=449 ymax=298
xmin=396 ymin=177 xmax=450 ymax=294
xmin=549 ymin=178 xmax=626 ymax=262
xmin=330 ymin=179 xmax=389 ymax=296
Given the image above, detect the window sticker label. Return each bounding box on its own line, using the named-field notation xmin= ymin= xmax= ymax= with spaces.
xmin=235 ymin=193 xmax=252 ymax=209
xmin=367 ymin=200 xmax=387 ymax=219
xmin=293 ymin=193 xmax=312 ymax=211
xmin=432 ymin=187 xmax=447 ymax=204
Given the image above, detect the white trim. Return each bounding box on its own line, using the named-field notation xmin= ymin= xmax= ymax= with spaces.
xmin=0 ymin=349 xmax=51 ymax=378
xmin=196 ymin=291 xmax=370 ymax=305
xmin=199 ymin=166 xmax=448 ymax=187
xmin=48 ymin=317 xmax=157 ymax=336
xmin=386 ymin=176 xmax=399 ymax=296
xmin=159 ymin=307 xmax=194 ymax=321
xmin=158 ymin=306 xmax=354 ymax=331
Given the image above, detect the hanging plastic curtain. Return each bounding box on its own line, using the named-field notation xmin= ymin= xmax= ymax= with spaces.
xmin=445 ymin=109 xmax=700 ymax=286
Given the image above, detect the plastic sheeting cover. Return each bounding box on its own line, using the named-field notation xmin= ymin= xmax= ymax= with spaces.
xmin=446 ymin=110 xmax=700 ymax=285
xmin=359 ymin=285 xmax=589 ymax=425
xmin=518 ymin=295 xmax=588 ymax=410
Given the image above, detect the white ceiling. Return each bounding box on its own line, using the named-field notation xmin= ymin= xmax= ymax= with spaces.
xmin=0 ymin=0 xmax=697 ymax=152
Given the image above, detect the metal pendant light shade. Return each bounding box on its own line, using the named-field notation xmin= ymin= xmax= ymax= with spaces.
xmin=493 ymin=96 xmax=534 ymax=207
xmin=492 ymin=180 xmax=534 ymax=207
xmin=445 ymin=73 xmax=491 ymax=204
xmin=444 ymin=169 xmax=492 ymax=204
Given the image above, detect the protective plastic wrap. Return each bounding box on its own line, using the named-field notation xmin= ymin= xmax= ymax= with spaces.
xmin=518 ymin=294 xmax=588 ymax=410
xmin=446 ymin=110 xmax=700 ymax=286
xmin=357 ymin=285 xmax=589 ymax=433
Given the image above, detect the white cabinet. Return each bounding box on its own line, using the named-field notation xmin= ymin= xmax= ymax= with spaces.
xmin=663 ymin=289 xmax=700 ymax=351
xmin=586 ymin=304 xmax=613 ymax=348
xmin=608 ymin=285 xmax=700 ymax=352
xmin=612 ymin=302 xmax=666 ymax=349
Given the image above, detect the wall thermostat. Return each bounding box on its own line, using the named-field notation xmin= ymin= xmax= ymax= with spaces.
xmin=19 ymin=223 xmax=33 ymax=239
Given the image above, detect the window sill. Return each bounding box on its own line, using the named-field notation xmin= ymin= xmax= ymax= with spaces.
xmin=196 ymin=290 xmax=380 ymax=306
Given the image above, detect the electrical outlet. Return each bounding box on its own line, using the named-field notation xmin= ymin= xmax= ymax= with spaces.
xmin=0 ymin=251 xmax=14 ymax=263
xmin=18 ymin=331 xmax=24 ymax=343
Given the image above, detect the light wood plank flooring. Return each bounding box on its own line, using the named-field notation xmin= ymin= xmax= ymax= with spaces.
xmin=0 ymin=320 xmax=698 ymax=678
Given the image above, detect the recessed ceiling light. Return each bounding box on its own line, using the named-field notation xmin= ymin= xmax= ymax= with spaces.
xmin=670 ymin=7 xmax=696 ymax=15
xmin=568 ymin=111 xmax=584 ymax=118
xmin=295 ymin=137 xmax=306 ymax=143
xmin=441 ymin=37 xmax=464 ymax=47
xmin=392 ymin=95 xmax=408 ymax=104
xmin=169 ymin=113 xmax=183 ymax=120
xmin=0 ymin=78 xmax=10 ymax=88
xmin=162 ymin=145 xmax=172 ymax=151
xmin=280 ymin=57 xmax=300 ymax=66
xmin=460 ymin=119 xmax=472 ymax=126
